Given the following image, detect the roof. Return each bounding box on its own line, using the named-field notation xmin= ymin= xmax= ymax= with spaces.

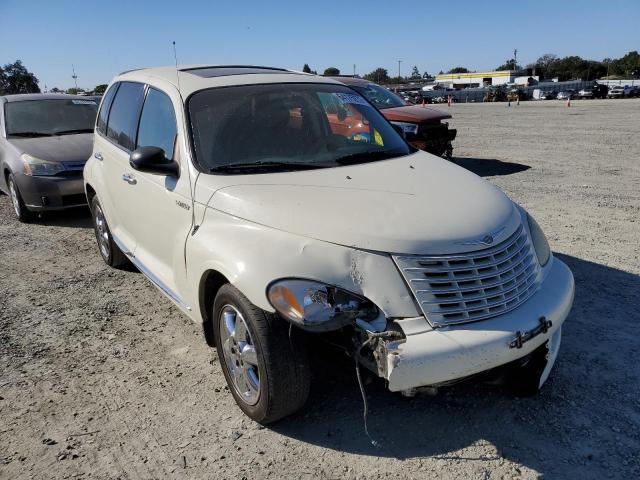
xmin=115 ymin=65 xmax=342 ymax=96
xmin=327 ymin=76 xmax=371 ymax=87
xmin=0 ymin=93 xmax=98 ymax=103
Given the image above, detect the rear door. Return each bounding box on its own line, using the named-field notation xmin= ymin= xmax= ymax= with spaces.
xmin=97 ymin=81 xmax=146 ymax=252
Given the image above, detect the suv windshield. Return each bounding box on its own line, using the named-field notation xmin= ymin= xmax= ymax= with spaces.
xmin=350 ymin=83 xmax=406 ymax=110
xmin=5 ymin=99 xmax=98 ymax=137
xmin=188 ymin=83 xmax=411 ymax=173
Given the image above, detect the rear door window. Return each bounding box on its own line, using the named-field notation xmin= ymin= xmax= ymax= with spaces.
xmin=106 ymin=82 xmax=145 ymax=151
xmin=96 ymin=83 xmax=119 ymax=135
xmin=136 ymin=88 xmax=177 ymax=160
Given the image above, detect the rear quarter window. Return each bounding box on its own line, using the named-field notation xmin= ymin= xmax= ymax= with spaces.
xmin=96 ymin=83 xmax=119 ymax=135
xmin=106 ymin=82 xmax=145 ymax=151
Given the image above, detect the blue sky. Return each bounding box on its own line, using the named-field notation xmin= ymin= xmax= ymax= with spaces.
xmin=1 ymin=0 xmax=638 ymax=90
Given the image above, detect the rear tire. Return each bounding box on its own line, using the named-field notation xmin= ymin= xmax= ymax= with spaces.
xmin=90 ymin=196 xmax=128 ymax=268
xmin=7 ymin=173 xmax=34 ymax=223
xmin=212 ymin=284 xmax=310 ymax=424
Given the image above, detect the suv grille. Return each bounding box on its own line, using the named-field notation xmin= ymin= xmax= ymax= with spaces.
xmin=393 ymin=224 xmax=541 ymax=327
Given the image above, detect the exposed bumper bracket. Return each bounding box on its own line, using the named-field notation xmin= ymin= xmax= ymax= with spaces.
xmin=509 ymin=316 xmax=553 ymax=349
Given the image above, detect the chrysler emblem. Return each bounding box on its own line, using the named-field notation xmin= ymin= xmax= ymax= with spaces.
xmin=482 ymin=234 xmax=494 ymax=245
xmin=457 ymin=226 xmax=506 ymax=246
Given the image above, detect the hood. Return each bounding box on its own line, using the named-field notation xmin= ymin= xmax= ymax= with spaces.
xmin=8 ymin=134 xmax=94 ymax=163
xmin=381 ymin=105 xmax=451 ymax=124
xmin=205 ymin=152 xmax=521 ymax=255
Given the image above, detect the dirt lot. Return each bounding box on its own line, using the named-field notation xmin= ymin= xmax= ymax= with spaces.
xmin=1 ymin=99 xmax=639 ymax=480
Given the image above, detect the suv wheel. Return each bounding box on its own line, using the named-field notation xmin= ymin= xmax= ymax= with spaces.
xmin=91 ymin=196 xmax=128 ymax=268
xmin=7 ymin=173 xmax=34 ymax=223
xmin=212 ymin=284 xmax=310 ymax=424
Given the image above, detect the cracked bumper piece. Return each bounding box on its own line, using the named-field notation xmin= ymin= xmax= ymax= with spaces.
xmin=385 ymin=257 xmax=574 ymax=392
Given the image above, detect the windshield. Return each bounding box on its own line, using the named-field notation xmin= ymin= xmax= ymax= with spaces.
xmin=5 ymin=99 xmax=98 ymax=137
xmin=188 ymin=83 xmax=411 ymax=173
xmin=350 ymin=83 xmax=406 ymax=110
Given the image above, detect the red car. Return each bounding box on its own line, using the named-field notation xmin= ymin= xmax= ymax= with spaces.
xmin=330 ymin=76 xmax=457 ymax=158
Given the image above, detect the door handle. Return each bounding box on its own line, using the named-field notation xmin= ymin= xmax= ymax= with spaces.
xmin=94 ymin=152 xmax=103 ymax=161
xmin=122 ymin=173 xmax=137 ymax=185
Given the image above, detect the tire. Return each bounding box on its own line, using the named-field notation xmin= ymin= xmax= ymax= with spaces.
xmin=212 ymin=284 xmax=310 ymax=424
xmin=90 ymin=196 xmax=129 ymax=268
xmin=7 ymin=173 xmax=34 ymax=223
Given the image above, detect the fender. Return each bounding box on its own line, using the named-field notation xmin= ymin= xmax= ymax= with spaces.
xmin=183 ymin=207 xmax=422 ymax=325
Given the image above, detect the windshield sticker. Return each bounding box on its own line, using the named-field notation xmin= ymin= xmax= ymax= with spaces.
xmin=72 ymin=100 xmax=97 ymax=105
xmin=335 ymin=93 xmax=369 ymax=107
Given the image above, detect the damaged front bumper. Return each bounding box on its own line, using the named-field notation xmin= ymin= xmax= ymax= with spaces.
xmin=379 ymin=256 xmax=574 ymax=392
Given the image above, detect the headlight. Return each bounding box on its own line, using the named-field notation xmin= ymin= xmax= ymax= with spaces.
xmin=267 ymin=279 xmax=378 ymax=332
xmin=390 ymin=121 xmax=419 ymax=136
xmin=526 ymin=213 xmax=551 ymax=267
xmin=21 ymin=154 xmax=65 ymax=176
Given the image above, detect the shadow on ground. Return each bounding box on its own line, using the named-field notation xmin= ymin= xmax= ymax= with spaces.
xmin=454 ymin=157 xmax=530 ymax=177
xmin=34 ymin=206 xmax=92 ymax=228
xmin=272 ymin=253 xmax=640 ymax=477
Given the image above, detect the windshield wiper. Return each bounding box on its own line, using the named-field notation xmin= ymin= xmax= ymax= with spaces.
xmin=54 ymin=128 xmax=94 ymax=136
xmin=8 ymin=131 xmax=53 ymax=138
xmin=209 ymin=161 xmax=329 ymax=173
xmin=334 ymin=150 xmax=402 ymax=165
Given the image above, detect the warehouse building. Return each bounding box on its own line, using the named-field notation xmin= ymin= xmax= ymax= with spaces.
xmin=435 ymin=70 xmax=537 ymax=89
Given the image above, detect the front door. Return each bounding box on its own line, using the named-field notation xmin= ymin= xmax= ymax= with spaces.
xmin=116 ymin=86 xmax=194 ymax=297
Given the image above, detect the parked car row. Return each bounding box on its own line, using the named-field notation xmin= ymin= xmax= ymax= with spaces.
xmin=0 ymin=65 xmax=574 ymax=425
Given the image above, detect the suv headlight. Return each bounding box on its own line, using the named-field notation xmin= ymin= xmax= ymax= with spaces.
xmin=267 ymin=279 xmax=378 ymax=332
xmin=390 ymin=121 xmax=419 ymax=136
xmin=21 ymin=154 xmax=65 ymax=176
xmin=526 ymin=213 xmax=551 ymax=267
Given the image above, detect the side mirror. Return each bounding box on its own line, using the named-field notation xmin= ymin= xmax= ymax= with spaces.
xmin=129 ymin=146 xmax=179 ymax=177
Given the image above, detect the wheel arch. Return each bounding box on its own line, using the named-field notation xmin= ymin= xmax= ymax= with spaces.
xmin=199 ymin=269 xmax=230 ymax=346
xmin=85 ymin=183 xmax=97 ymax=205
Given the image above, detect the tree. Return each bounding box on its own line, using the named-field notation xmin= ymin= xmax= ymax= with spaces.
xmin=447 ymin=67 xmax=470 ymax=74
xmin=94 ymin=84 xmax=108 ymax=94
xmin=323 ymin=67 xmax=340 ymax=76
xmin=422 ymin=71 xmax=432 ymax=79
xmin=302 ymin=64 xmax=312 ymax=74
xmin=50 ymin=87 xmax=62 ymax=93
xmin=495 ymin=59 xmax=522 ymax=71
xmin=363 ymin=67 xmax=390 ymax=84
xmin=0 ymin=60 xmax=40 ymax=94
xmin=608 ymin=50 xmax=640 ymax=77
xmin=410 ymin=66 xmax=421 ymax=80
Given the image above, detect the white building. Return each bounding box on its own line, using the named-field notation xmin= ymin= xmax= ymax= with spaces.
xmin=435 ymin=70 xmax=537 ymax=89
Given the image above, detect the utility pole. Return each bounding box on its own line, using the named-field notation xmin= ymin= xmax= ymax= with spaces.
xmin=71 ymin=64 xmax=78 ymax=90
xmin=353 ymin=64 xmax=356 ymax=77
xmin=397 ymin=60 xmax=402 ymax=86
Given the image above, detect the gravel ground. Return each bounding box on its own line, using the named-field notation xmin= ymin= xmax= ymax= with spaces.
xmin=1 ymin=98 xmax=639 ymax=479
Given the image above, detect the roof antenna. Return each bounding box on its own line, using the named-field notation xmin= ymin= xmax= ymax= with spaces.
xmin=172 ymin=41 xmax=182 ymax=94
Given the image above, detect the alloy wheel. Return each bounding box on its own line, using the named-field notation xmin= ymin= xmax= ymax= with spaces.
xmin=8 ymin=178 xmax=21 ymax=217
xmin=94 ymin=204 xmax=111 ymax=260
xmin=218 ymin=304 xmax=260 ymax=405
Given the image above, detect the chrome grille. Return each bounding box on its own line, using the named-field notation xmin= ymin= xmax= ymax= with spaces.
xmin=393 ymin=225 xmax=541 ymax=327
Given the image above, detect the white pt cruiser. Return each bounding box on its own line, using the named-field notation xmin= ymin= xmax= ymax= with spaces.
xmin=84 ymin=66 xmax=574 ymax=423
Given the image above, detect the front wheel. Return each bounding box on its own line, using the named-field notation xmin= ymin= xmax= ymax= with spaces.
xmin=213 ymin=284 xmax=310 ymax=424
xmin=7 ymin=173 xmax=34 ymax=223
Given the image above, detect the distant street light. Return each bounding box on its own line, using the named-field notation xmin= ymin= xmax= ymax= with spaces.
xmin=71 ymin=64 xmax=78 ymax=90
xmin=397 ymin=60 xmax=402 ymax=85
